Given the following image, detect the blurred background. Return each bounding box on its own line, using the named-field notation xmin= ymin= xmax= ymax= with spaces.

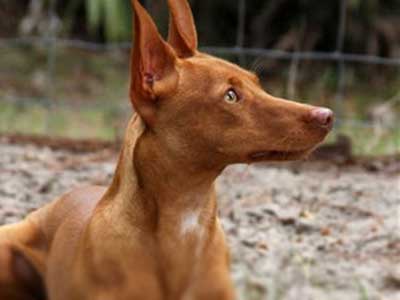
xmin=1 ymin=2 xmax=399 ymax=299
xmin=1 ymin=0 xmax=399 ymax=156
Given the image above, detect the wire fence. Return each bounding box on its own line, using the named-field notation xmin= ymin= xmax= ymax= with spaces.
xmin=1 ymin=0 xmax=399 ymax=155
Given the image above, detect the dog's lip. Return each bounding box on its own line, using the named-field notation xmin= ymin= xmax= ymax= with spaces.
xmin=249 ymin=148 xmax=311 ymax=161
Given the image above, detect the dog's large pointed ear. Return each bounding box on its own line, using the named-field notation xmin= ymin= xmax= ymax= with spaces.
xmin=130 ymin=0 xmax=177 ymax=125
xmin=167 ymin=0 xmax=198 ymax=58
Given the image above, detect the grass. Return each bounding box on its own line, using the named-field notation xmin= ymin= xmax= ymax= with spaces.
xmin=0 ymin=46 xmax=399 ymax=155
xmin=0 ymin=101 xmax=127 ymax=140
xmin=1 ymin=100 xmax=398 ymax=155
xmin=357 ymin=280 xmax=370 ymax=300
xmin=337 ymin=122 xmax=400 ymax=156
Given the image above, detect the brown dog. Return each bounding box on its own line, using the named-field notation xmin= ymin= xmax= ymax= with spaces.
xmin=0 ymin=0 xmax=333 ymax=299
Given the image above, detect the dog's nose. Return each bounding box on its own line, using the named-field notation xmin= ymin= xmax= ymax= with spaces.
xmin=309 ymin=108 xmax=334 ymax=128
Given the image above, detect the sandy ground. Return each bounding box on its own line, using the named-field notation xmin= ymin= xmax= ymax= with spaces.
xmin=0 ymin=142 xmax=399 ymax=300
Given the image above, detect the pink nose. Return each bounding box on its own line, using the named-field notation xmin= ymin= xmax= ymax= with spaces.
xmin=309 ymin=108 xmax=334 ymax=128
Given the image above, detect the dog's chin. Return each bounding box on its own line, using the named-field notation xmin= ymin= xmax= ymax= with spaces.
xmin=248 ymin=147 xmax=315 ymax=163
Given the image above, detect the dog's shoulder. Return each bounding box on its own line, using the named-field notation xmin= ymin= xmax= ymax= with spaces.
xmin=31 ymin=185 xmax=107 ymax=246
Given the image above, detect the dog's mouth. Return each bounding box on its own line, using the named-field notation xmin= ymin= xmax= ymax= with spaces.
xmin=249 ymin=148 xmax=313 ymax=162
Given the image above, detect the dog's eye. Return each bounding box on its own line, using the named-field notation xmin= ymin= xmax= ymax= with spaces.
xmin=224 ymin=89 xmax=239 ymax=104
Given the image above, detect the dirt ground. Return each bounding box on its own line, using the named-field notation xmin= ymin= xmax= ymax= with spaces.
xmin=0 ymin=140 xmax=399 ymax=300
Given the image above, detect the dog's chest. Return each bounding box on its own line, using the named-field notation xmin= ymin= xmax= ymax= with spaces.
xmin=180 ymin=211 xmax=202 ymax=236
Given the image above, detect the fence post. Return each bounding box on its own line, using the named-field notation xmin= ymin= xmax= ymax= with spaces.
xmin=236 ymin=0 xmax=246 ymax=66
xmin=44 ymin=0 xmax=58 ymax=133
xmin=287 ymin=17 xmax=306 ymax=99
xmin=335 ymin=0 xmax=348 ymax=123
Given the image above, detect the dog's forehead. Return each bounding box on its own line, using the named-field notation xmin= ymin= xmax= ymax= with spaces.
xmin=186 ymin=53 xmax=259 ymax=83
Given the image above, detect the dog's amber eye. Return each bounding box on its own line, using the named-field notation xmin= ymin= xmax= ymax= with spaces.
xmin=224 ymin=89 xmax=239 ymax=104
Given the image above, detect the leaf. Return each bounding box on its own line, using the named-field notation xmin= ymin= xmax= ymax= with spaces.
xmin=87 ymin=0 xmax=103 ymax=33
xmin=86 ymin=0 xmax=131 ymax=41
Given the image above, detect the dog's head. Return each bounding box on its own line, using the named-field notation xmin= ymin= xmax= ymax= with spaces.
xmin=130 ymin=0 xmax=333 ymax=167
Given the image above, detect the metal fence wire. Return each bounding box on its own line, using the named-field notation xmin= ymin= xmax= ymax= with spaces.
xmin=0 ymin=0 xmax=399 ymax=155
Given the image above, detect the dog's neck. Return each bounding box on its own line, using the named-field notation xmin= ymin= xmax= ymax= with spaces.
xmin=101 ymin=115 xmax=221 ymax=237
xmin=135 ymin=129 xmax=219 ymax=201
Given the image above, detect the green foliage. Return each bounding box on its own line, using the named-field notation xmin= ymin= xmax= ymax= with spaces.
xmin=0 ymin=101 xmax=118 ymax=140
xmin=12 ymin=0 xmax=400 ymax=52
xmin=86 ymin=0 xmax=132 ymax=41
